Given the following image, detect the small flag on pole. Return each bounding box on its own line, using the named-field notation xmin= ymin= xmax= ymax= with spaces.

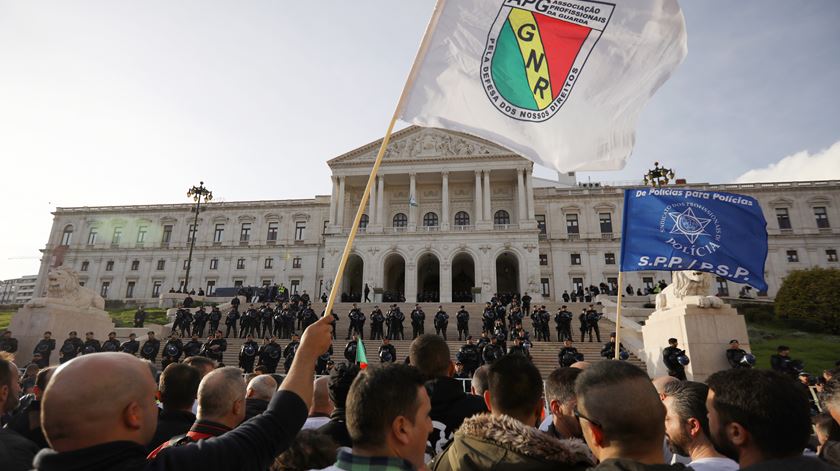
xmin=356 ymin=338 xmax=368 ymax=370
xmin=399 ymin=0 xmax=687 ymax=172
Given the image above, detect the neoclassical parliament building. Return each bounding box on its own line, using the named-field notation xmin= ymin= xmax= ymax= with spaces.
xmin=34 ymin=127 xmax=840 ymax=304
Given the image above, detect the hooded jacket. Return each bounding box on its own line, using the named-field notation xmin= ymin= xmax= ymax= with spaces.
xmin=430 ymin=413 xmax=594 ymax=471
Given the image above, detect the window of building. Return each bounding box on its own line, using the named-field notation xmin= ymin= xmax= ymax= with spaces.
xmin=183 ymin=260 xmax=190 ymax=270
xmin=162 ymin=225 xmax=173 ymax=244
xmin=715 ymin=277 xmax=729 ymax=297
xmin=87 ymin=228 xmax=98 ymax=246
xmin=236 ymin=258 xmax=245 ymax=270
xmin=566 ymin=214 xmax=579 ymax=234
xmin=599 ymin=213 xmax=613 ymax=234
xmin=572 ymin=277 xmax=584 ymax=292
xmin=359 ymin=214 xmax=369 ymax=229
xmin=786 ymin=250 xmax=799 ymax=263
xmin=539 ymin=254 xmax=548 ymax=266
xmin=112 ymin=227 xmax=123 ymax=245
xmin=290 ymin=279 xmax=300 ymax=294
xmin=295 ymin=221 xmax=306 ymax=240
xmin=136 ymin=226 xmax=147 ymax=244
xmin=643 ymin=277 xmax=654 ymax=291
xmin=827 ymin=249 xmax=838 ymax=262
xmin=156 ymin=259 xmax=166 ymax=271
xmin=292 ymin=257 xmax=302 ymax=269
xmin=209 ymin=258 xmax=218 ymax=270
xmin=541 ymin=277 xmax=550 ymax=297
xmin=604 ymin=253 xmax=616 ymax=265
xmin=178 ymin=280 xmax=186 ymax=291
xmin=454 ymin=211 xmax=470 ymax=226
xmin=776 ymin=208 xmax=791 ymax=230
xmin=105 ymin=261 xmax=114 ymax=271
xmin=321 ymin=257 xmax=325 ymax=268
xmin=607 ymin=277 xmax=618 ymax=292
xmin=262 ymin=279 xmax=272 ymax=287
xmin=264 ymin=258 xmax=273 ymax=269
xmin=570 ymin=253 xmax=581 ymax=265
xmin=233 ymin=280 xmax=244 ymax=288
xmin=815 ymin=206 xmax=830 ymax=228
xmin=240 ymin=223 xmax=251 ymax=242
xmin=423 ymin=212 xmax=439 ymax=227
xmin=267 ymin=222 xmax=278 ymax=241
xmin=187 ymin=224 xmax=197 ymax=243
xmin=152 ymin=281 xmax=162 ymax=298
xmin=206 ymin=280 xmax=216 ymax=296
xmin=393 ymin=213 xmax=407 ymax=228
xmin=81 ymin=261 xmax=89 ymax=272
xmin=535 ymin=214 xmax=546 ymax=235
xmin=493 ymin=210 xmax=510 ymax=225
xmin=214 ymin=224 xmax=225 ymax=243
xmin=130 ymin=260 xmax=140 ymax=271
xmin=100 ymin=281 xmax=110 ymax=298
xmin=61 ymin=226 xmax=73 ymax=246
xmin=125 ymin=281 xmax=135 ymax=299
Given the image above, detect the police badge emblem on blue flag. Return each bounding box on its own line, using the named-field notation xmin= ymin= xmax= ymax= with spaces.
xmin=619 ymin=188 xmax=769 ymax=291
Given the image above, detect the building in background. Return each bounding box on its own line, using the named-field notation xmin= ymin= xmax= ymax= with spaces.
xmin=0 ymin=275 xmax=38 ymax=305
xmin=32 ymin=127 xmax=840 ymax=304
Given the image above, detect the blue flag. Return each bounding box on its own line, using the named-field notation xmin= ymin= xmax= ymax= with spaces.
xmin=620 ymin=188 xmax=768 ymax=291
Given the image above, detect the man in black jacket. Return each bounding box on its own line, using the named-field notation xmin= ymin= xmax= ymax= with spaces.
xmin=409 ymin=334 xmax=488 ymax=455
xmin=101 ymin=332 xmax=120 ymax=352
xmin=81 ymin=331 xmax=101 ymax=355
xmin=33 ymin=312 xmax=333 ymax=471
xmin=146 ymin=363 xmax=200 ymax=453
xmin=725 ymin=339 xmax=750 ymax=368
xmin=182 ymin=334 xmax=203 ymax=358
xmin=120 ymin=333 xmax=140 ymax=355
xmin=59 ymin=331 xmax=84 ymax=364
xmin=662 ymin=338 xmax=687 ymax=380
xmin=378 ymin=338 xmax=396 ymax=363
xmin=33 ymin=331 xmax=56 ymax=367
xmin=257 ymin=337 xmax=283 ymax=374
xmin=161 ymin=333 xmax=184 ymax=369
xmin=434 ymin=306 xmax=449 ymax=340
xmin=140 ymin=332 xmax=161 ymax=363
xmin=410 ymin=304 xmax=425 ymax=339
xmin=239 ymin=334 xmax=259 ymax=373
xmin=224 ymin=307 xmax=240 ymax=339
xmin=0 ymin=330 xmax=18 ymax=353
xmin=1 ymin=357 xmax=39 ymax=471
xmin=134 ymin=307 xmax=147 ymax=328
xmin=203 ymin=331 xmax=226 ymax=364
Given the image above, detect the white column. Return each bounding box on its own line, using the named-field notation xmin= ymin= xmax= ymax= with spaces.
xmin=337 ymin=176 xmax=346 ymax=229
xmin=441 ymin=171 xmax=450 ymax=230
xmin=517 ymin=168 xmax=527 ymax=223
xmin=409 ymin=172 xmax=418 ymax=230
xmin=328 ymin=176 xmax=338 ymax=226
xmin=474 ymin=171 xmax=483 ymax=223
xmin=376 ymin=175 xmax=385 ymax=227
xmin=483 ymin=170 xmax=492 ymax=222
xmin=368 ymin=177 xmax=377 ymax=225
xmin=525 ymin=168 xmax=535 ymax=220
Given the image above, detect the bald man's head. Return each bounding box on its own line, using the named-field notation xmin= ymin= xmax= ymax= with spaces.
xmin=197 ymin=366 xmax=247 ymax=428
xmin=576 ymin=361 xmax=665 ymax=457
xmin=246 ymin=374 xmax=277 ymax=402
xmin=41 ymin=353 xmax=159 ymax=451
xmin=311 ymin=376 xmax=332 ymax=416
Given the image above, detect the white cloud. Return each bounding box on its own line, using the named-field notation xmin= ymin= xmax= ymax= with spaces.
xmin=734 ymin=141 xmax=840 ymax=183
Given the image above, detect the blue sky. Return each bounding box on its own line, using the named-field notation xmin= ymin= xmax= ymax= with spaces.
xmin=1 ymin=0 xmax=838 ymax=280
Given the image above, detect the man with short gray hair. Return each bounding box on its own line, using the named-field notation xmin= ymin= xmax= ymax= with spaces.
xmin=245 ymin=374 xmax=277 ymax=420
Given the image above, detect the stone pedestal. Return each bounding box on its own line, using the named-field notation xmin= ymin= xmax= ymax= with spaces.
xmin=9 ymin=303 xmax=116 ymax=366
xmin=641 ymin=300 xmax=749 ymax=382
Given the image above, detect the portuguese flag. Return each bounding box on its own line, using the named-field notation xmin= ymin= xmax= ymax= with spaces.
xmin=356 ymin=338 xmax=368 ymax=369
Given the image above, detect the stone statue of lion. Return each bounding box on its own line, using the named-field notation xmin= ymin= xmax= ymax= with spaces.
xmin=655 ymin=270 xmax=723 ymax=311
xmin=26 ymin=268 xmax=105 ymax=311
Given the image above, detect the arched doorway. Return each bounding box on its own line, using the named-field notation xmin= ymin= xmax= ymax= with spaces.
xmin=451 ymin=253 xmax=475 ymax=302
xmin=342 ymin=254 xmax=363 ymax=302
xmin=417 ymin=253 xmax=440 ymax=302
xmin=496 ymin=252 xmax=520 ymax=296
xmin=383 ymin=253 xmax=406 ymax=302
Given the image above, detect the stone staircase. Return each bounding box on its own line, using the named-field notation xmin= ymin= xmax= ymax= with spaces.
xmin=127 ymin=302 xmax=646 ymax=377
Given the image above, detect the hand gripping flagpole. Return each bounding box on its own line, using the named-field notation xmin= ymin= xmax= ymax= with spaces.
xmin=323 ymin=0 xmax=448 ymax=323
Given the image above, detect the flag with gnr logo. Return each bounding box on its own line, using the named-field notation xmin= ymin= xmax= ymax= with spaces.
xmin=619 ymin=188 xmax=769 ymax=291
xmin=399 ymin=0 xmax=687 ymax=172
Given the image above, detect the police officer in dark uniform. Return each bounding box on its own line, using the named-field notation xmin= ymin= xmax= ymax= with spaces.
xmin=283 ymin=334 xmax=300 ymax=372
xmin=410 ymin=304 xmax=425 ymax=339
xmin=183 ymin=334 xmax=203 ymax=358
xmin=161 ymin=332 xmax=184 ymax=369
xmin=300 ymin=305 xmax=318 ymax=332
xmin=726 ymin=339 xmax=751 ymax=369
xmin=521 ymin=292 xmax=532 ymax=316
xmin=370 ymin=306 xmax=384 ymax=340
xmin=81 ymin=331 xmax=101 ymax=355
xmin=347 ymin=304 xmax=363 ymax=339
xmin=378 ymin=338 xmax=396 ymax=363
xmin=558 ymin=339 xmax=582 ymax=367
xmin=315 ymin=348 xmax=333 ymax=376
xmin=208 ymin=306 xmax=222 ymax=336
xmin=239 ymin=334 xmax=259 ymax=373
xmin=578 ymin=309 xmax=589 ymax=342
xmin=457 ymin=336 xmax=480 ymax=376
xmin=259 ymin=304 xmax=273 ymax=338
xmin=585 ymin=305 xmax=601 ymax=342
xmin=33 ymin=331 xmax=56 ymax=367
xmin=120 ymin=333 xmax=140 ymax=355
xmin=770 ymin=345 xmax=802 ymax=379
xmin=662 ymin=337 xmax=687 ymax=380
xmin=224 ymin=307 xmax=240 ymax=338
xmin=242 ymin=305 xmax=260 ymax=338
xmin=482 ymin=302 xmax=495 ymax=334
xmin=555 ymin=306 xmax=573 ymax=341
xmin=456 ymin=306 xmax=470 ymax=340
xmin=282 ymin=303 xmax=296 ymax=339
xmin=192 ymin=306 xmax=209 ymax=338
xmin=600 ymin=333 xmax=628 ymax=360
xmin=140 ymin=331 xmax=161 ymax=363
xmin=390 ymin=305 xmax=405 ymax=340
xmin=230 ymin=295 xmax=241 ymax=311
xmin=434 ymin=306 xmax=449 ymax=340
xmin=134 ymin=307 xmax=147 ymax=328
xmin=344 ymin=335 xmax=360 ymax=364
xmin=257 ymin=337 xmax=282 ymax=373
xmin=59 ymin=331 xmax=84 ymax=364
xmin=203 ymin=330 xmax=227 ymax=364
xmin=273 ymin=306 xmax=285 ymax=338
xmin=539 ymin=307 xmax=551 ymax=342
xmin=482 ymin=336 xmax=505 ymax=365
xmin=101 ymin=332 xmax=120 ymax=352
xmin=507 ymin=337 xmax=531 ymax=361
xmin=180 ymin=309 xmax=194 ymax=338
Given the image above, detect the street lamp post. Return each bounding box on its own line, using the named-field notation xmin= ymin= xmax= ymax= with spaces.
xmin=185 ymin=181 xmax=213 ymax=293
xmin=643 ymin=161 xmax=676 ymax=187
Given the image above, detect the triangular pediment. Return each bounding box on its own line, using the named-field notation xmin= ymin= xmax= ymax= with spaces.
xmin=328 ymin=125 xmax=519 ymax=168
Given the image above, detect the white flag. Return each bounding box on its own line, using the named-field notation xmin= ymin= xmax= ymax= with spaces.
xmin=398 ymin=0 xmax=687 ymax=172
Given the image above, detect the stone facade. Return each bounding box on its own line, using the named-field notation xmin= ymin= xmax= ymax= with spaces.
xmin=34 ymin=127 xmax=840 ymax=304
xmin=0 ymin=275 xmax=38 ymax=305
